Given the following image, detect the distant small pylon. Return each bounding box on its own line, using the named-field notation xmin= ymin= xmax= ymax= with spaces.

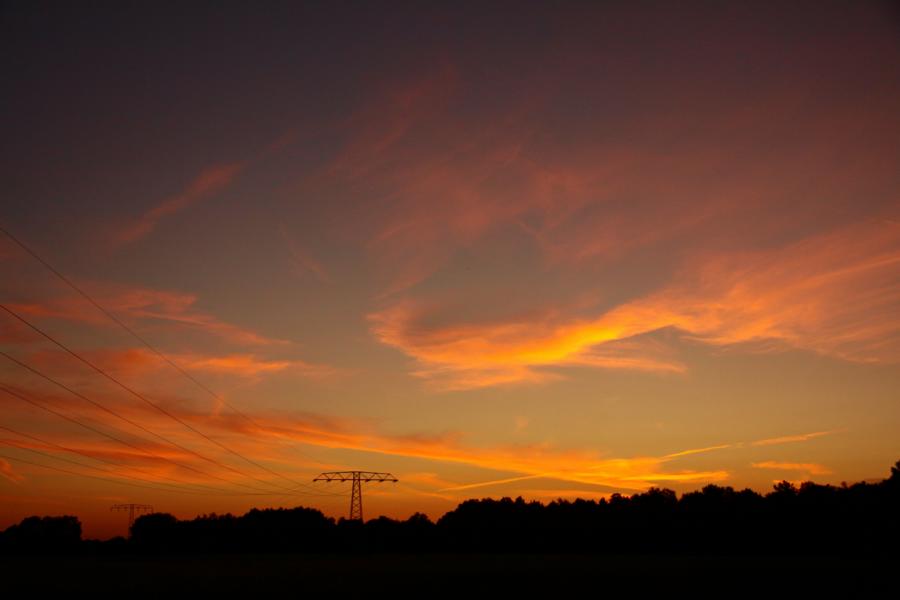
xmin=111 ymin=503 xmax=153 ymax=536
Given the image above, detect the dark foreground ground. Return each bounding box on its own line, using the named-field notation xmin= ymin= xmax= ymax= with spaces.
xmin=0 ymin=553 xmax=892 ymax=594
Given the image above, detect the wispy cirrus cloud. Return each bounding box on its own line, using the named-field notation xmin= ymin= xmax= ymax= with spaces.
xmin=176 ymin=406 xmax=838 ymax=492
xmin=5 ymin=281 xmax=288 ymax=347
xmin=752 ymin=461 xmax=832 ymax=476
xmin=0 ymin=380 xmax=836 ymax=495
xmin=0 ymin=435 xmax=189 ymax=475
xmin=174 ymin=353 xmax=334 ymax=378
xmin=327 ymin=62 xmax=459 ymax=182
xmin=439 ymin=473 xmax=549 ymax=492
xmin=115 ymin=161 xmax=245 ymax=245
xmin=17 ymin=347 xmax=334 ymax=384
xmin=298 ymin=61 xmax=900 ymax=390
xmin=369 ymin=303 xmax=686 ymax=391
xmin=156 ymin=411 xmax=735 ymax=492
xmin=370 ymin=221 xmax=900 ymax=389
xmin=663 ymin=432 xmax=837 ymax=460
xmin=750 ymin=431 xmax=835 ymax=447
xmin=663 ymin=444 xmax=736 ymax=459
xmin=2 ymin=381 xmax=715 ymax=492
xmin=279 ymin=225 xmax=331 ymax=284
xmin=0 ymin=457 xmax=24 ymax=483
xmin=317 ymin=56 xmax=898 ymax=301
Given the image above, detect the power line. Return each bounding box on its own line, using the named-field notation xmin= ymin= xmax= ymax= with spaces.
xmin=0 ymin=451 xmax=251 ymax=497
xmin=0 ymin=381 xmax=342 ymax=498
xmin=0 ymin=383 xmax=262 ymax=494
xmin=0 ymin=423 xmax=300 ymax=497
xmin=0 ymin=424 xmax=226 ymax=496
xmin=1 ymin=304 xmax=311 ymax=493
xmin=0 ymin=448 xmax=347 ymax=513
xmin=0 ymin=349 xmax=292 ymax=495
xmin=1 ymin=448 xmax=342 ymax=500
xmin=0 ymin=224 xmax=329 ymax=470
xmin=0 ymin=435 xmax=217 ymax=496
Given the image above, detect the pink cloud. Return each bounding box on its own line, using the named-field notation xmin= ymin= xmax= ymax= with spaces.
xmin=291 ymin=53 xmax=898 ymax=351
xmin=115 ymin=162 xmax=245 ymax=245
xmin=6 ymin=281 xmax=288 ymax=346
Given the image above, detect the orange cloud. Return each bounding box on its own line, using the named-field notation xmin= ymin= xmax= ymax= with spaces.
xmin=0 ymin=385 xmax=351 ymax=498
xmin=175 ymin=353 xmax=333 ymax=378
xmin=370 ymin=221 xmax=900 ymax=389
xmin=657 ymin=432 xmax=832 ymax=460
xmin=95 ymin=285 xmax=286 ymax=346
xmin=752 ymin=461 xmax=832 ymax=476
xmin=664 ymin=444 xmax=735 ymax=459
xmin=0 ymin=432 xmax=227 ymax=489
xmin=189 ymin=405 xmax=733 ymax=491
xmin=0 ymin=457 xmax=24 ymax=483
xmin=369 ymin=303 xmax=684 ymax=390
xmin=300 ymin=64 xmax=900 ymax=391
xmin=399 ymin=471 xmax=460 ymax=490
xmin=750 ymin=431 xmax=834 ymax=447
xmin=176 ymin=402 xmax=832 ymax=494
xmin=3 ymin=378 xmax=726 ymax=492
xmin=16 ymin=348 xmax=333 ymax=390
xmin=439 ymin=473 xmax=550 ymax=492
xmin=1 ymin=378 xmax=836 ymax=498
xmin=115 ymin=162 xmax=245 ymax=244
xmin=6 ymin=282 xmax=288 ymax=346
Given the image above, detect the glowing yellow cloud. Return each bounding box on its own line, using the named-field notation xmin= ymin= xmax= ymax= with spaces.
xmin=371 ymin=221 xmax=900 ymax=389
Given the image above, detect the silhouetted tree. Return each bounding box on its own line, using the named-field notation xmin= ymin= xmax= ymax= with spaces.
xmin=130 ymin=513 xmax=178 ymax=551
xmin=888 ymin=460 xmax=900 ymax=490
xmin=0 ymin=515 xmax=81 ymax=553
xmin=7 ymin=458 xmax=900 ymax=556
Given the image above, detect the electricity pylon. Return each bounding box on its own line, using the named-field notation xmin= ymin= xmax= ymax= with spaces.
xmin=313 ymin=471 xmax=397 ymax=522
xmin=111 ymin=503 xmax=153 ymax=535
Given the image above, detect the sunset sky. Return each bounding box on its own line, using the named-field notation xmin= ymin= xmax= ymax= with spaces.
xmin=2 ymin=2 xmax=899 ymax=539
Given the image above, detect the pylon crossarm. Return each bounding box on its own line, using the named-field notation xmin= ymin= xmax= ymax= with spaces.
xmin=110 ymin=504 xmax=154 ymax=536
xmin=313 ymin=471 xmax=398 ymax=482
xmin=312 ymin=471 xmax=398 ymax=521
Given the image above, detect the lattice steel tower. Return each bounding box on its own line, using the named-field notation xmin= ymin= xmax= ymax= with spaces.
xmin=313 ymin=471 xmax=398 ymax=521
xmin=111 ymin=503 xmax=154 ymax=535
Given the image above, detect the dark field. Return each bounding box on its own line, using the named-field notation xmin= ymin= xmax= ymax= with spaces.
xmin=1 ymin=553 xmax=891 ymax=593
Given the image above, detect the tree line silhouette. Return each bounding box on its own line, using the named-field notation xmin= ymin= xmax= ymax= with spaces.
xmin=3 ymin=459 xmax=898 ymax=555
